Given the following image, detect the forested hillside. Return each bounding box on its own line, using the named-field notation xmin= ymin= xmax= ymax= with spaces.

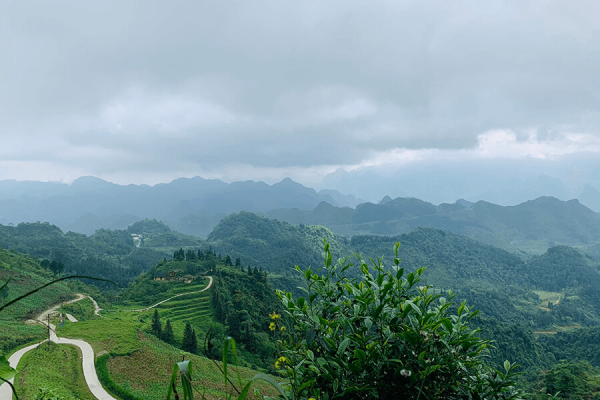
xmin=0 ymin=220 xmax=198 ymax=287
xmin=3 ymin=210 xmax=600 ymax=397
xmin=206 ymin=212 xmax=600 ymax=388
xmin=123 ymin=247 xmax=283 ymax=370
xmin=0 ymin=248 xmax=103 ymax=354
xmin=268 ymin=196 xmax=600 ymax=253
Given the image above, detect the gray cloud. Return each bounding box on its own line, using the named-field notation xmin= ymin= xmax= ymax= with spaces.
xmin=2 ymin=0 xmax=600 ymax=185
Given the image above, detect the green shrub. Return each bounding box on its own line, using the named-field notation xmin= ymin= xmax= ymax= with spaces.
xmin=274 ymin=241 xmax=523 ymax=399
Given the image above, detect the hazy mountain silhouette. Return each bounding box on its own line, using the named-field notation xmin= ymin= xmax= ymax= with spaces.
xmin=0 ymin=176 xmax=361 ymax=236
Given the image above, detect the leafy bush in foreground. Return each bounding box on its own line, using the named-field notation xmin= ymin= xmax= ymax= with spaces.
xmin=274 ymin=241 xmax=523 ymax=399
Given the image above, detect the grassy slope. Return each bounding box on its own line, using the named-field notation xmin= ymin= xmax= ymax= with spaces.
xmin=59 ymin=297 xmax=99 ymax=321
xmin=0 ymin=248 xmax=74 ymax=319
xmin=14 ymin=342 xmax=94 ymax=400
xmin=0 ymin=248 xmax=76 ymax=355
xmin=58 ymin=309 xmax=279 ymax=400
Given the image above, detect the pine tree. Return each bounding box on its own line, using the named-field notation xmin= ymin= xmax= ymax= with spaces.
xmin=190 ymin=328 xmax=198 ymax=354
xmin=186 ymin=249 xmax=197 ymax=261
xmin=182 ymin=322 xmax=197 ymax=354
xmin=151 ymin=309 xmax=162 ymax=339
xmin=163 ymin=319 xmax=175 ymax=345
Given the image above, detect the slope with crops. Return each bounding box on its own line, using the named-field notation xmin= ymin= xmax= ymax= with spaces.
xmin=0 ymin=247 xmax=84 ymax=355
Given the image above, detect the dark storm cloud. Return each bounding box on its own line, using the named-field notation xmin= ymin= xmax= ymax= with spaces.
xmin=2 ymin=0 xmax=600 ymax=183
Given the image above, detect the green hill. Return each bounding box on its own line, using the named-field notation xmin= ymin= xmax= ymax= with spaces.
xmin=0 ymin=220 xmax=205 ymax=288
xmin=122 ymin=252 xmax=283 ymax=370
xmin=0 ymin=248 xmax=85 ymax=354
xmin=207 ymin=212 xmax=600 ymax=348
xmin=268 ymin=196 xmax=600 ymax=253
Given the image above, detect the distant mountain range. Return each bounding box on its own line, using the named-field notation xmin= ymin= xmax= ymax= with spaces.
xmin=318 ymin=158 xmax=600 ymax=212
xmin=1 ymin=176 xmax=599 ymax=253
xmin=0 ymin=176 xmax=361 ymax=236
xmin=267 ymin=195 xmax=600 ymax=253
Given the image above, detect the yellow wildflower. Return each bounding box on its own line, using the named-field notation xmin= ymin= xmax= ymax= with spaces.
xmin=275 ymin=356 xmax=288 ymax=369
xmin=269 ymin=322 xmax=276 ymax=331
xmin=269 ymin=311 xmax=281 ymax=320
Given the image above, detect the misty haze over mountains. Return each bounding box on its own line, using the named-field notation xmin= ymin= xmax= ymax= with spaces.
xmin=0 ymin=176 xmax=361 ymax=236
xmin=318 ymin=155 xmax=600 ymax=209
xmin=1 ymin=171 xmax=600 ymax=251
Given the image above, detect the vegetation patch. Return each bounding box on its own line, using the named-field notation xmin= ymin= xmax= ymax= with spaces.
xmin=0 ymin=319 xmax=45 ymax=354
xmin=105 ymin=333 xmax=278 ymax=400
xmin=14 ymin=341 xmax=94 ymax=400
xmin=58 ymin=313 xmax=142 ymax=354
xmin=59 ymin=297 xmax=98 ymax=321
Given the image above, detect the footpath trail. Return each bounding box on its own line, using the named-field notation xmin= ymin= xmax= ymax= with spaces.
xmin=0 ymin=294 xmax=117 ymax=400
xmin=125 ymin=275 xmax=213 ymax=312
xmin=0 ymin=276 xmax=213 ymax=399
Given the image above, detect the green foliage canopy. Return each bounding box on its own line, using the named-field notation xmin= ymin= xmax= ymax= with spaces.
xmin=275 ymin=241 xmax=522 ymax=399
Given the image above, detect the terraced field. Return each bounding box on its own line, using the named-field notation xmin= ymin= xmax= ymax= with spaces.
xmin=122 ymin=277 xmax=217 ymax=339
xmin=155 ymin=289 xmax=212 ymax=326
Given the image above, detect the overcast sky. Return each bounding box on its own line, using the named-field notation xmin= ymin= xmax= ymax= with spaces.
xmin=2 ymin=1 xmax=600 ymax=199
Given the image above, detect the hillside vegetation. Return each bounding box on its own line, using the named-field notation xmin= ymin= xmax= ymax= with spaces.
xmin=0 ymin=248 xmax=74 ymax=354
xmin=268 ymin=196 xmax=600 ymax=253
xmin=3 ymin=209 xmax=600 ymax=398
xmin=0 ymin=220 xmax=203 ymax=287
xmin=207 ymin=212 xmax=600 ymax=383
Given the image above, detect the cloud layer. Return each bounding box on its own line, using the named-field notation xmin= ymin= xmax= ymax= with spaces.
xmin=1 ymin=0 xmax=600 ymax=189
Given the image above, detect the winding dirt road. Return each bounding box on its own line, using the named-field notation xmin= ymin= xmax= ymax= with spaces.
xmin=0 ymin=294 xmax=116 ymax=400
xmin=0 ymin=277 xmax=213 ymax=399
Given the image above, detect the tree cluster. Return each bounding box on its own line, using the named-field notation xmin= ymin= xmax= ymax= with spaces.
xmin=150 ymin=309 xmax=196 ymax=354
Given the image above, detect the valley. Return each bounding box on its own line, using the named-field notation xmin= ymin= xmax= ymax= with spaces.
xmin=1 ymin=203 xmax=600 ymax=398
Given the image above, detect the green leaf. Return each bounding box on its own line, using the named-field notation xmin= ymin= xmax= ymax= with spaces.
xmin=418 ymin=351 xmax=426 ymax=367
xmin=0 ymin=355 xmax=16 ymax=381
xmin=354 ymin=349 xmax=366 ymax=364
xmin=373 ymin=304 xmax=385 ymax=319
xmin=326 ymin=248 xmax=332 ymax=269
xmin=166 ymin=362 xmax=179 ymax=400
xmin=223 ymin=338 xmax=231 ymax=386
xmin=250 ymin=374 xmax=289 ymax=399
xmin=396 ymin=267 xmax=404 ymax=279
xmin=440 ymin=318 xmax=453 ymax=333
xmin=458 ymin=301 xmax=466 ymax=316
xmin=337 ymin=337 xmax=351 ymax=357
xmin=406 ymin=300 xmax=423 ymax=316
xmin=349 ymin=359 xmax=362 ymax=373
xmin=238 ymin=380 xmax=254 ymax=400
